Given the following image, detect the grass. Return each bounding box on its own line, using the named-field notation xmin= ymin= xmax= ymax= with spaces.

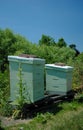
xmin=3 ymin=98 xmax=83 ymax=130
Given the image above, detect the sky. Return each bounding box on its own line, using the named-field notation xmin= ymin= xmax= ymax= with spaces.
xmin=0 ymin=0 xmax=83 ymax=52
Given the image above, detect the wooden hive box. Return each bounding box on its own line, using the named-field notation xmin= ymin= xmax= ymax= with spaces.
xmin=8 ymin=55 xmax=45 ymax=103
xmin=45 ymin=64 xmax=73 ymax=95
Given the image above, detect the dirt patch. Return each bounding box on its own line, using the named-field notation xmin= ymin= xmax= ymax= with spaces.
xmin=0 ymin=116 xmax=31 ymax=127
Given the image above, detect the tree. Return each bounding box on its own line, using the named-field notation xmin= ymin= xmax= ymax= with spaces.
xmin=69 ymin=44 xmax=80 ymax=56
xmin=39 ymin=34 xmax=56 ymax=46
xmin=0 ymin=28 xmax=17 ymax=72
xmin=57 ymin=38 xmax=67 ymax=47
xmin=73 ymin=53 xmax=83 ymax=89
xmin=0 ymin=28 xmax=33 ymax=72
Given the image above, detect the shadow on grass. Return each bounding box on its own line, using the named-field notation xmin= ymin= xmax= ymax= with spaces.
xmin=77 ymin=94 xmax=83 ymax=103
xmin=0 ymin=126 xmax=5 ymax=130
xmin=21 ymin=101 xmax=63 ymax=119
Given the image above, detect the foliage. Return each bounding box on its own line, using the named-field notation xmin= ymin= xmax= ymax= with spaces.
xmin=61 ymin=101 xmax=79 ymax=111
xmin=39 ymin=34 xmax=56 ymax=46
xmin=0 ymin=70 xmax=13 ymax=117
xmin=0 ymin=120 xmax=4 ymax=130
xmin=69 ymin=44 xmax=76 ymax=49
xmin=4 ymin=101 xmax=83 ymax=130
xmin=0 ymin=101 xmax=13 ymax=117
xmin=0 ymin=27 xmax=83 ymax=119
xmin=24 ymin=44 xmax=76 ymax=64
xmin=0 ymin=28 xmax=32 ymax=72
xmin=57 ymin=38 xmax=67 ymax=47
xmin=69 ymin=44 xmax=80 ymax=56
xmin=0 ymin=29 xmax=17 ymax=72
xmin=72 ymin=53 xmax=83 ymax=89
xmin=0 ymin=70 xmax=9 ymax=91
xmin=13 ymin=34 xmax=32 ymax=55
xmin=33 ymin=112 xmax=53 ymax=124
xmin=0 ymin=71 xmax=9 ymax=95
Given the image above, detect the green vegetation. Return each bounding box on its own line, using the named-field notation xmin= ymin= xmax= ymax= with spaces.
xmin=0 ymin=28 xmax=83 ymax=129
xmin=3 ymin=99 xmax=83 ymax=130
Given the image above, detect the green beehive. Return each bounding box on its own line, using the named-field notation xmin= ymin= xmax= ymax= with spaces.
xmin=45 ymin=64 xmax=73 ymax=95
xmin=8 ymin=55 xmax=45 ymax=103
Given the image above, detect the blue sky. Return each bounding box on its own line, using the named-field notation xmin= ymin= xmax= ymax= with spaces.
xmin=0 ymin=0 xmax=83 ymax=52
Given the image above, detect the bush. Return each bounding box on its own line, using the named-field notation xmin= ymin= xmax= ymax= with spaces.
xmin=72 ymin=53 xmax=83 ymax=89
xmin=0 ymin=70 xmax=10 ymax=116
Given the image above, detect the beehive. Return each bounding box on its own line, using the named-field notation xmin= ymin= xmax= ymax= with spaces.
xmin=8 ymin=56 xmax=45 ymax=103
xmin=45 ymin=64 xmax=73 ymax=95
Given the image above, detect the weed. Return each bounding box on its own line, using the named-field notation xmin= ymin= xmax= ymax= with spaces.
xmin=11 ymin=63 xmax=30 ymax=119
xmin=34 ymin=112 xmax=53 ymax=124
xmin=61 ymin=101 xmax=79 ymax=111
